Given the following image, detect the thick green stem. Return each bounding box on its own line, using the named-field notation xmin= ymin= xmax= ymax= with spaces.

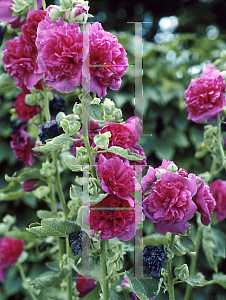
xmin=209 ymin=155 xmax=216 ymax=184
xmin=17 ymin=262 xmax=39 ymax=300
xmin=81 ymin=101 xmax=97 ymax=178
xmin=217 ymin=114 xmax=225 ymax=167
xmin=100 ymin=239 xmax=110 ymax=300
xmin=66 ymin=242 xmax=73 ymax=300
xmin=167 ymin=233 xmax=175 ymax=300
xmin=184 ymin=225 xmax=202 ymax=300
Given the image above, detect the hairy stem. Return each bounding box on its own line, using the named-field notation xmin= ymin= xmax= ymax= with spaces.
xmin=42 ymin=80 xmax=51 ymax=123
xmin=167 ymin=233 xmax=175 ymax=300
xmin=100 ymin=239 xmax=110 ymax=300
xmin=217 ymin=114 xmax=225 ymax=168
xmin=17 ymin=262 xmax=39 ymax=300
xmin=184 ymin=225 xmax=202 ymax=300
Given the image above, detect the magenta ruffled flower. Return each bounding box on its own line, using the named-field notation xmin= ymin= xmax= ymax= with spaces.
xmin=22 ymin=9 xmax=47 ymax=46
xmin=210 ymin=179 xmax=226 ymax=221
xmin=0 ymin=0 xmax=26 ymax=29
xmin=88 ymin=194 xmax=142 ymax=241
xmin=14 ymin=92 xmax=40 ymax=122
xmin=185 ymin=64 xmax=226 ymax=123
xmin=193 ymin=178 xmax=216 ymax=226
xmin=142 ymin=159 xmax=174 ymax=194
xmin=95 ymin=154 xmax=141 ymax=206
xmin=84 ymin=22 xmax=128 ymax=98
xmin=76 ymin=274 xmax=96 ymax=298
xmin=0 ymin=237 xmax=23 ymax=282
xmin=10 ymin=126 xmax=34 ymax=167
xmin=143 ymin=171 xmax=197 ymax=234
xmin=2 ymin=34 xmax=43 ymax=91
xmin=36 ymin=11 xmax=85 ymax=93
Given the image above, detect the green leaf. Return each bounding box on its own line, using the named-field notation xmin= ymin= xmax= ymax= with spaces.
xmin=185 ymin=275 xmax=211 ymax=287
xmin=27 ymin=218 xmax=80 ymax=237
xmin=5 ymin=168 xmax=40 ymax=183
xmin=62 ymin=154 xmax=82 ymax=172
xmin=70 ymin=184 xmax=83 ymax=198
xmin=45 ymin=261 xmax=60 ymax=272
xmin=179 ymin=236 xmax=195 ymax=254
xmin=212 ymin=228 xmax=226 ymax=258
xmin=73 ymin=255 xmax=102 ymax=281
xmin=6 ymin=228 xmax=42 ymax=241
xmin=33 ymin=134 xmax=73 ymax=153
xmin=31 ymin=270 xmax=69 ymax=290
xmin=37 ymin=210 xmax=58 ymax=220
xmin=125 ymin=267 xmax=162 ymax=300
xmin=0 ymin=189 xmax=28 ymax=201
xmin=212 ymin=273 xmax=226 ymax=289
xmin=104 ymin=146 xmax=144 ymax=161
xmin=77 ymin=206 xmax=89 ymax=229
xmin=0 ymin=73 xmax=15 ymax=93
xmin=202 ymin=225 xmax=218 ymax=272
xmin=86 ymin=104 xmax=105 ymax=123
xmin=81 ymin=287 xmax=100 ymax=300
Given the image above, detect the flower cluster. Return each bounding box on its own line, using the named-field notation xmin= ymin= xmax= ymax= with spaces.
xmin=185 ymin=64 xmax=226 ymax=123
xmin=142 ymin=160 xmax=216 ymax=234
xmin=88 ymin=117 xmax=146 ymax=241
xmin=0 ymin=236 xmax=23 ymax=282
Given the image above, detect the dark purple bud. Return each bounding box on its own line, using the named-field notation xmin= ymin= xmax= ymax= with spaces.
xmin=38 ymin=120 xmax=61 ymax=144
xmin=68 ymin=230 xmax=89 ymax=256
xmin=22 ymin=179 xmax=39 ymax=192
xmin=143 ymin=244 xmax=166 ymax=278
xmin=49 ymin=94 xmax=66 ymax=117
xmin=11 ymin=118 xmax=26 ymax=133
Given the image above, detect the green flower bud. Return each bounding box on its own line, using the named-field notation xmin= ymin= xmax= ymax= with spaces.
xmin=11 ymin=0 xmax=33 ymax=18
xmin=60 ymin=0 xmax=72 ymax=9
xmin=76 ymin=147 xmax=89 ymax=164
xmin=103 ymin=98 xmax=115 ymax=114
xmin=56 ymin=112 xmax=66 ymax=124
xmin=156 ymin=168 xmax=167 ymax=180
xmin=93 ymin=131 xmax=111 ymax=149
xmin=114 ymin=285 xmax=123 ymax=293
xmin=174 ymin=264 xmax=189 ymax=281
xmin=167 ymin=163 xmax=178 ymax=173
xmin=48 ymin=6 xmax=62 ymax=21
xmin=3 ymin=214 xmax=16 ymax=225
xmin=107 ymin=253 xmax=123 ymax=272
xmin=40 ymin=162 xmax=56 ymax=178
xmin=73 ymin=103 xmax=82 ymax=117
xmin=113 ymin=108 xmax=123 ymax=121
xmin=221 ymin=106 xmax=226 ymax=117
xmin=60 ymin=119 xmax=81 ymax=136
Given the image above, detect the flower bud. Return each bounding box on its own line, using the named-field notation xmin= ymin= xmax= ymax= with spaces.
xmin=60 ymin=119 xmax=81 ymax=136
xmin=40 ymin=162 xmax=56 ymax=177
xmin=221 ymin=106 xmax=226 ymax=118
xmin=103 ymin=98 xmax=115 ymax=114
xmin=49 ymin=7 xmax=62 ymax=21
xmin=156 ymin=168 xmax=167 ymax=181
xmin=113 ymin=108 xmax=123 ymax=121
xmin=174 ymin=264 xmax=189 ymax=281
xmin=76 ymin=147 xmax=89 ymax=164
xmin=106 ymin=253 xmax=123 ymax=272
xmin=93 ymin=131 xmax=111 ymax=149
xmin=167 ymin=162 xmax=178 ymax=173
xmin=60 ymin=0 xmax=72 ymax=9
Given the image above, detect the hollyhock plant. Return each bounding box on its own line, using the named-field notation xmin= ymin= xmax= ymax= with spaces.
xmin=143 ymin=170 xmax=197 ymax=234
xmin=2 ymin=34 xmax=43 ymax=92
xmin=76 ymin=274 xmax=96 ymax=298
xmin=88 ymin=194 xmax=142 ymax=240
xmin=83 ymin=22 xmax=128 ymax=99
xmin=36 ymin=10 xmax=85 ymax=93
xmin=210 ymin=179 xmax=226 ymax=221
xmin=95 ymin=154 xmax=141 ymax=206
xmin=192 ymin=178 xmax=216 ymax=226
xmin=10 ymin=125 xmax=35 ymax=167
xmin=14 ymin=92 xmax=41 ymax=122
xmin=0 ymin=237 xmax=23 ymax=282
xmin=185 ymin=64 xmax=226 ymax=123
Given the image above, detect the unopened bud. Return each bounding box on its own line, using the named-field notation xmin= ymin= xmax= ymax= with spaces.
xmin=174 ymin=264 xmax=189 ymax=281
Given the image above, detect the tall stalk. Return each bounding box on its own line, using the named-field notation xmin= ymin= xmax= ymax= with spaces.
xmin=167 ymin=233 xmax=175 ymax=300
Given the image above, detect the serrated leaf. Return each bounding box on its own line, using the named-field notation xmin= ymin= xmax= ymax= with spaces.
xmin=27 ymin=218 xmax=80 ymax=237
xmin=86 ymin=104 xmax=105 ymax=123
xmin=31 ymin=270 xmax=69 ymax=290
xmin=89 ymin=193 xmax=108 ymax=205
xmin=125 ymin=267 xmax=162 ymax=300
xmin=5 ymin=168 xmax=40 ymax=183
xmin=104 ymin=146 xmax=144 ymax=161
xmin=33 ymin=134 xmax=73 ymax=153
xmin=62 ymin=154 xmax=82 ymax=172
xmin=0 ymin=73 xmax=15 ymax=93
xmin=202 ymin=225 xmax=218 ymax=272
xmin=185 ymin=275 xmax=211 ymax=287
xmin=212 ymin=273 xmax=226 ymax=289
